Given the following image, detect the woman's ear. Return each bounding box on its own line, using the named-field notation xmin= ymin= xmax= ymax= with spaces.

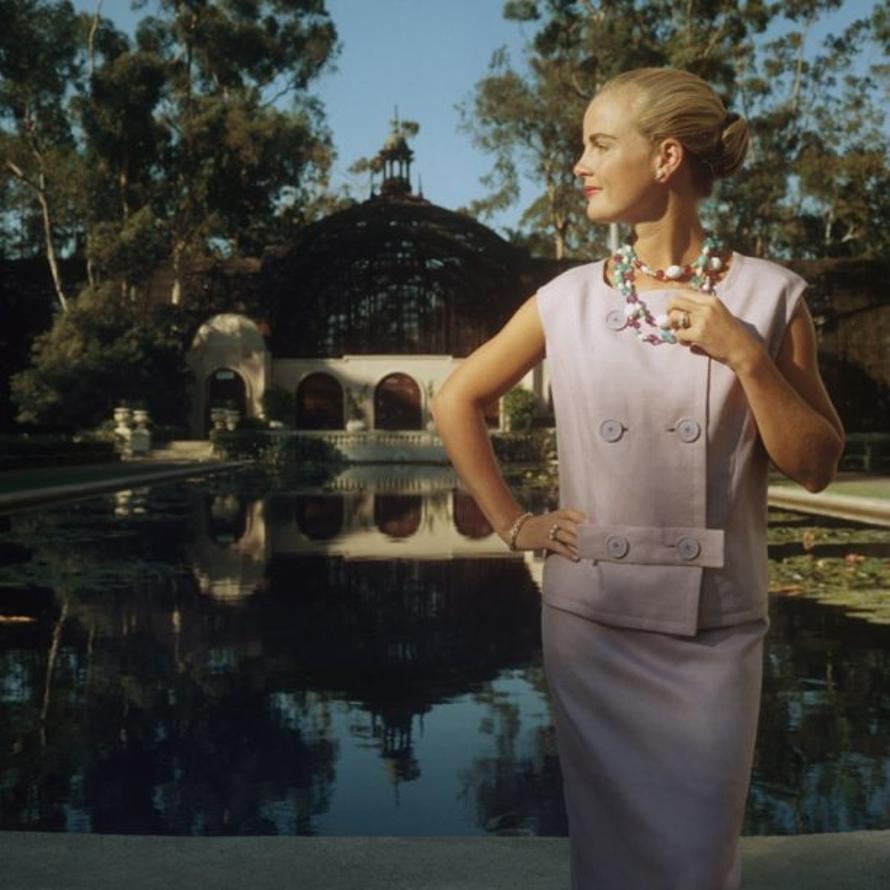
xmin=654 ymin=137 xmax=685 ymax=183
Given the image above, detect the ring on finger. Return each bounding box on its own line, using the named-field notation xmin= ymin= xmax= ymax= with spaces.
xmin=548 ymin=522 xmax=559 ymax=541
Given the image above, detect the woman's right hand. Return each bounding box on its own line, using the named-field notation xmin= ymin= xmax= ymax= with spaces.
xmin=513 ymin=508 xmax=587 ymax=561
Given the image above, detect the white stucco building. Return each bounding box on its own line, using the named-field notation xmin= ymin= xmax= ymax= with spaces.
xmin=185 ymin=124 xmax=556 ymax=447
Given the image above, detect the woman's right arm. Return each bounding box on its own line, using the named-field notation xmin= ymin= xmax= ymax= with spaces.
xmin=430 ymin=293 xmax=584 ymax=560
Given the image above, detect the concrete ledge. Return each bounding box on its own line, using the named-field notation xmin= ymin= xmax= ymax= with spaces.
xmin=740 ymin=830 xmax=890 ymax=889
xmin=1 ymin=831 xmax=888 ymax=890
xmin=0 ymin=462 xmax=247 ymax=514
xmin=768 ymin=485 xmax=890 ymax=527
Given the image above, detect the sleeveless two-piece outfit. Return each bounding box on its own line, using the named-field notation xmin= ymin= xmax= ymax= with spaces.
xmin=535 ymin=253 xmax=806 ymax=890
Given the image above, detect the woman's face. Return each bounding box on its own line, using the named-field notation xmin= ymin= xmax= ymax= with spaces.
xmin=573 ymin=90 xmax=662 ymax=225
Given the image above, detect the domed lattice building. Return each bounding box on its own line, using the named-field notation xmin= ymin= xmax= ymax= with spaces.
xmin=187 ymin=123 xmax=556 ymax=447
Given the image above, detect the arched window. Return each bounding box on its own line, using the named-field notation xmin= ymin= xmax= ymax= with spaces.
xmin=375 ymin=373 xmax=422 ymax=430
xmin=374 ymin=494 xmax=422 ymax=538
xmin=296 ymin=373 xmax=344 ymax=430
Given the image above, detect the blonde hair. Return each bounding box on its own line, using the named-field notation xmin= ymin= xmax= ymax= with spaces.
xmin=599 ymin=67 xmax=749 ymax=196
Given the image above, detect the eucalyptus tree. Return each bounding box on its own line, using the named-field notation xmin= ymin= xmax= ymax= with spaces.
xmin=462 ymin=0 xmax=886 ymax=260
xmin=722 ymin=7 xmax=890 ymax=258
xmin=130 ymin=0 xmax=340 ymax=302
xmin=0 ymin=0 xmax=88 ymax=310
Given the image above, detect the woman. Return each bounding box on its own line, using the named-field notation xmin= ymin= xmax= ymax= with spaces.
xmin=431 ymin=67 xmax=845 ymax=889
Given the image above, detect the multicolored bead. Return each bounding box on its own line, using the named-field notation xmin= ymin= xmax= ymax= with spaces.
xmin=608 ymin=233 xmax=727 ymax=346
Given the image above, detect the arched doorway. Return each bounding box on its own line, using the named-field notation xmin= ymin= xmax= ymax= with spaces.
xmin=375 ymin=373 xmax=421 ymax=430
xmin=206 ymin=368 xmax=247 ymax=435
xmin=296 ymin=372 xmax=344 ymax=430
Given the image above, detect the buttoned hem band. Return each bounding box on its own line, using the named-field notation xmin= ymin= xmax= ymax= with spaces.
xmin=576 ymin=523 xmax=725 ymax=568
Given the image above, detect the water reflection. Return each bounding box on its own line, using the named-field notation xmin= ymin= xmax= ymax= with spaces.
xmin=0 ymin=471 xmax=888 ymax=837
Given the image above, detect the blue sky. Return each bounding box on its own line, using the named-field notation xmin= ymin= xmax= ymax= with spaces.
xmin=314 ymin=0 xmax=532 ymax=221
xmin=72 ymin=1 xmax=869 ymax=236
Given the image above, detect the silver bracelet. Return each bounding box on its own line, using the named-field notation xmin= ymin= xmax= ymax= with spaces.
xmin=507 ymin=511 xmax=534 ymax=551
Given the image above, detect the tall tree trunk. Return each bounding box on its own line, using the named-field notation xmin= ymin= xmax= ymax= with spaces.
xmin=171 ymin=240 xmax=184 ymax=305
xmin=120 ymin=163 xmax=131 ymax=299
xmin=35 ymin=174 xmax=69 ymax=312
xmin=553 ymin=220 xmax=566 ymax=261
xmin=5 ymin=158 xmax=69 ymax=312
xmin=545 ymin=175 xmax=566 ymax=260
xmin=87 ymin=1 xmax=104 ymax=77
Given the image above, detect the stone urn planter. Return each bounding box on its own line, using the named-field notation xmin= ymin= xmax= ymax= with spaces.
xmin=112 ymin=406 xmax=133 ymax=452
xmin=210 ymin=407 xmax=227 ymax=431
xmin=224 ymin=409 xmax=241 ymax=431
xmin=132 ymin=408 xmax=150 ymax=429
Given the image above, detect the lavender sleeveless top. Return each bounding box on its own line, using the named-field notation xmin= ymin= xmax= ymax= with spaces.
xmin=535 ymin=252 xmax=806 ymax=636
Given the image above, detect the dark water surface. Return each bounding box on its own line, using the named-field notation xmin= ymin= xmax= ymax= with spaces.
xmin=0 ymin=466 xmax=888 ymax=836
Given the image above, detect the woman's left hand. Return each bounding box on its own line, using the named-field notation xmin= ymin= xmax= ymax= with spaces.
xmin=665 ymin=290 xmax=762 ymax=372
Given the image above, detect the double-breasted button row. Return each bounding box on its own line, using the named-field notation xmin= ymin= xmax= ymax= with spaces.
xmin=600 ymin=417 xmax=701 ymax=444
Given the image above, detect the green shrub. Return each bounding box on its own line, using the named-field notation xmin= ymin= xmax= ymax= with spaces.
xmin=503 ymin=387 xmax=538 ymax=432
xmin=10 ymin=284 xmax=191 ymax=433
xmin=210 ymin=428 xmax=269 ymax=459
xmin=262 ymin=434 xmax=346 ymax=467
xmin=491 ymin=429 xmax=553 ymax=463
xmin=211 ymin=430 xmax=346 ymax=465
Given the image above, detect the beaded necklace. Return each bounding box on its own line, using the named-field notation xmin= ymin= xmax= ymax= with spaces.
xmin=610 ymin=233 xmax=727 ymax=345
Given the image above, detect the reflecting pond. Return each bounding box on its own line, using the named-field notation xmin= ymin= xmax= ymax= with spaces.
xmin=0 ymin=466 xmax=889 ymax=836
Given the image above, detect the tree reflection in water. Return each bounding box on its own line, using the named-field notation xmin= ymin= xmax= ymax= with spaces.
xmin=0 ymin=469 xmax=888 ymax=836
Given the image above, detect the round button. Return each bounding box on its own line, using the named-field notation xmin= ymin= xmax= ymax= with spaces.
xmin=605 ymin=309 xmax=626 ymax=330
xmin=599 ymin=419 xmax=624 ymax=442
xmin=606 ymin=535 xmax=629 ymax=559
xmin=677 ymin=418 xmax=701 ymax=443
xmin=677 ymin=536 xmax=701 ymax=560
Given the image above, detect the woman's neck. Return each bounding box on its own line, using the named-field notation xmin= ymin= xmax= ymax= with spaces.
xmin=631 ymin=212 xmax=707 ymax=270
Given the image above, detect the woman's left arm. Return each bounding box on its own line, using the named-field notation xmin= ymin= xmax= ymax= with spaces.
xmin=726 ymin=299 xmax=845 ymax=492
xmin=669 ymin=292 xmax=845 ymax=493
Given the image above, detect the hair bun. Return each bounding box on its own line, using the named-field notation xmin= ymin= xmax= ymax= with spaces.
xmin=711 ymin=112 xmax=749 ymax=178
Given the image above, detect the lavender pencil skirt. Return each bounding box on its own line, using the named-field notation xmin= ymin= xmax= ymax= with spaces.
xmin=542 ymin=601 xmax=768 ymax=890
